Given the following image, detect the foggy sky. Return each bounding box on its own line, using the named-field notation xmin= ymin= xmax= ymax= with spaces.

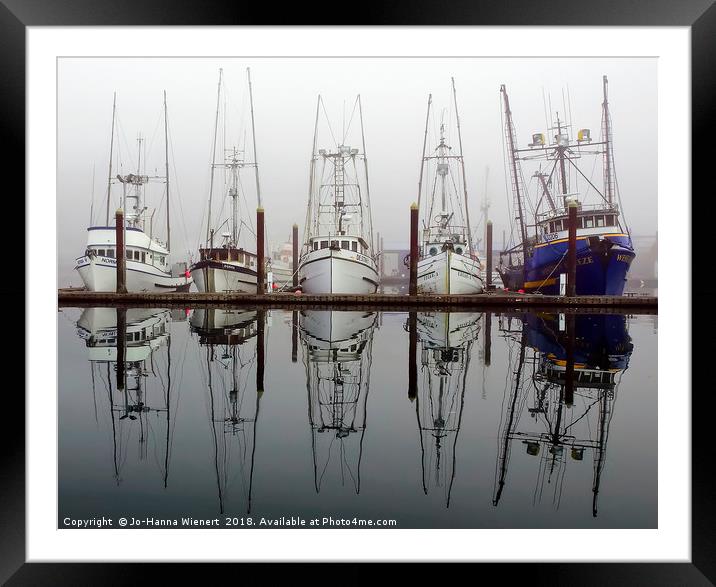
xmin=57 ymin=57 xmax=657 ymax=285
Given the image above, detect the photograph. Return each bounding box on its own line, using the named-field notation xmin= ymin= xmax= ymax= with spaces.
xmin=55 ymin=55 xmax=658 ymax=532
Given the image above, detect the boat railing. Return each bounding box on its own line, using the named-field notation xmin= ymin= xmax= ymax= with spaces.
xmin=537 ymin=202 xmax=619 ymax=221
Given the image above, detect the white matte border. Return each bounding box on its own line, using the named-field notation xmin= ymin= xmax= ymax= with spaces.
xmin=30 ymin=26 xmax=689 ymax=562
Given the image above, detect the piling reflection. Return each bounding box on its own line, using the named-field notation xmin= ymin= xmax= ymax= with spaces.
xmin=408 ymin=312 xmax=480 ymax=507
xmin=77 ymin=307 xmax=173 ymax=486
xmin=190 ymin=308 xmax=261 ymax=514
xmin=493 ymin=312 xmax=633 ymax=516
xmin=299 ymin=310 xmax=377 ymax=494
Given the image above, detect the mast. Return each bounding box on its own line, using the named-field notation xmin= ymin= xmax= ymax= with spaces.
xmin=206 ymin=69 xmax=223 ymax=246
xmin=602 ymin=75 xmax=614 ymax=205
xmin=500 ymin=85 xmax=528 ymax=249
xmin=164 ymin=91 xmax=170 ymax=250
xmin=247 ymin=67 xmax=262 ymax=208
xmin=417 ymin=94 xmax=432 ymax=211
xmin=452 ymin=78 xmax=474 ymax=254
xmin=305 ymin=95 xmax=321 ymax=247
xmin=357 ymin=95 xmax=374 ymax=253
xmin=105 ymin=92 xmax=116 ymax=225
xmin=556 ymin=114 xmax=568 ymax=200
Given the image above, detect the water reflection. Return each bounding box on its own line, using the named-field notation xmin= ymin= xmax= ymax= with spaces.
xmin=78 ymin=307 xmax=173 ymax=486
xmin=408 ymin=312 xmax=480 ymax=506
xmin=299 ymin=310 xmax=377 ymax=494
xmin=190 ymin=308 xmax=261 ymax=514
xmin=493 ymin=313 xmax=633 ymax=517
xmin=61 ymin=306 xmax=653 ymax=528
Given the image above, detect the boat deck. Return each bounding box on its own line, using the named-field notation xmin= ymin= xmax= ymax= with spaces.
xmin=58 ymin=289 xmax=657 ymax=313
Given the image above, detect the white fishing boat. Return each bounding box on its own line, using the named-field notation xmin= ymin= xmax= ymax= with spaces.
xmin=268 ymin=237 xmax=295 ymax=288
xmin=75 ymin=93 xmax=192 ymax=292
xmin=416 ymin=79 xmax=484 ymax=295
xmin=190 ymin=68 xmax=262 ymax=293
xmin=298 ymin=96 xmax=379 ymax=294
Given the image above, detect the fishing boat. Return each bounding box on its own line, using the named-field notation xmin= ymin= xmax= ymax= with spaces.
xmin=409 ymin=311 xmax=480 ymax=506
xmin=299 ymin=310 xmax=377 ymax=493
xmin=190 ymin=68 xmax=262 ymax=293
xmin=492 ymin=312 xmax=633 ymax=516
xmin=498 ymin=76 xmax=635 ymax=295
xmin=298 ymin=96 xmax=379 ymax=294
xmin=268 ymin=236 xmax=295 ymax=288
xmin=75 ymin=93 xmax=192 ymax=292
xmin=415 ymin=79 xmax=484 ymax=295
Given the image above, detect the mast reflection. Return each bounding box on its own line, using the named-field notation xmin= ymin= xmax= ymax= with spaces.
xmin=408 ymin=311 xmax=480 ymax=507
xmin=493 ymin=312 xmax=633 ymax=516
xmin=190 ymin=308 xmax=261 ymax=514
xmin=77 ymin=307 xmax=174 ymax=487
xmin=299 ymin=310 xmax=377 ymax=494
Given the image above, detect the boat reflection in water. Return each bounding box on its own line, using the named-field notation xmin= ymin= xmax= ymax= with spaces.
xmin=493 ymin=312 xmax=633 ymax=516
xmin=407 ymin=312 xmax=480 ymax=507
xmin=299 ymin=310 xmax=377 ymax=494
xmin=76 ymin=307 xmax=174 ymax=486
xmin=190 ymin=308 xmax=261 ymax=514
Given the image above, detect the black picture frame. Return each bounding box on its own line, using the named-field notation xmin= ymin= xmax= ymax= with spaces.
xmin=4 ymin=0 xmax=710 ymax=582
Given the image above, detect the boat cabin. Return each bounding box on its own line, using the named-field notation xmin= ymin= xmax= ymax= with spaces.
xmin=199 ymin=247 xmax=257 ymax=267
xmin=308 ymin=235 xmax=370 ymax=255
xmin=537 ymin=204 xmax=622 ymax=243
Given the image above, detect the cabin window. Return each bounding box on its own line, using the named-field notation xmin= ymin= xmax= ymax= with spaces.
xmin=584 ymin=216 xmax=594 ymax=228
xmin=576 ymin=217 xmax=584 ymax=229
xmin=330 ymin=240 xmax=338 ymax=248
xmin=126 ymin=249 xmax=131 ymax=260
xmin=106 ymin=248 xmax=114 ymax=258
xmin=320 ymin=241 xmax=328 ymax=249
xmin=134 ymin=250 xmax=141 ymax=261
xmin=455 ymin=246 xmax=463 ymax=255
xmin=341 ymin=240 xmax=349 ymax=250
xmin=237 ymin=251 xmax=244 ymax=263
xmin=160 ymin=256 xmax=165 ymax=264
xmin=606 ymin=214 xmax=614 ymax=226
xmin=429 ymin=246 xmax=438 ymax=256
xmin=351 ymin=241 xmax=358 ymax=252
xmin=313 ymin=241 xmax=319 ymax=251
xmin=141 ymin=252 xmax=146 ymax=263
xmin=97 ymin=249 xmax=105 ymax=257
xmin=595 ymin=215 xmax=605 ymax=227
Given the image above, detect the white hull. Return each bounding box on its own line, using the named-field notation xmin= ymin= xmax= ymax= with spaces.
xmin=299 ymin=248 xmax=379 ymax=294
xmin=417 ymin=250 xmax=483 ymax=295
xmin=75 ymin=256 xmax=191 ymax=292
xmin=190 ymin=261 xmax=257 ymax=294
xmin=416 ymin=311 xmax=481 ymax=349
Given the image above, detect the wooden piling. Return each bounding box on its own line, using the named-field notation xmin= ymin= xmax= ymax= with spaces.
xmin=257 ymin=309 xmax=265 ymax=393
xmin=115 ymin=209 xmax=127 ymax=294
xmin=486 ymin=220 xmax=493 ymax=290
xmin=292 ymin=223 xmax=299 ymax=288
xmin=566 ymin=201 xmax=578 ymax=297
xmin=291 ymin=310 xmax=298 ymax=363
xmin=116 ymin=306 xmax=126 ymax=390
xmin=408 ymin=311 xmax=417 ymax=401
xmin=484 ymin=311 xmax=492 ymax=366
xmin=409 ymin=203 xmax=419 ymax=296
xmin=257 ymin=207 xmax=265 ymax=294
xmin=564 ymin=313 xmax=575 ymax=405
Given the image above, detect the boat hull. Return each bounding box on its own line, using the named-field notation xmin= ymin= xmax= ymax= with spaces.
xmin=75 ymin=256 xmax=192 ymax=292
xmin=417 ymin=250 xmax=484 ymax=295
xmin=190 ymin=259 xmax=258 ymax=294
xmin=299 ymin=249 xmax=379 ymax=294
xmin=500 ymin=234 xmax=635 ymax=296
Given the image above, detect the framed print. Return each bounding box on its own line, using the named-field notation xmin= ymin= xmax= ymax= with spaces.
xmin=3 ymin=0 xmax=711 ymax=582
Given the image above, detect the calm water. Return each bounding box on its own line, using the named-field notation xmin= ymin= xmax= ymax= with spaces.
xmin=58 ymin=307 xmax=657 ymax=529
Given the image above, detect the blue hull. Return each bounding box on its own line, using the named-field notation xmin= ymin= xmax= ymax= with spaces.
xmin=500 ymin=234 xmax=635 ymax=296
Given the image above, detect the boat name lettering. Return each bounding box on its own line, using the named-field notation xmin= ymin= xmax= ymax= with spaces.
xmin=577 ymin=256 xmax=593 ymax=266
xmin=616 ymin=254 xmax=632 ymax=263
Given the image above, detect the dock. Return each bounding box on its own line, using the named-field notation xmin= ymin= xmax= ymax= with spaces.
xmin=58 ymin=289 xmax=657 ymax=314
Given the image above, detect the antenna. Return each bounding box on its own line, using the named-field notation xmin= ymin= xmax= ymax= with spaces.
xmin=164 ymin=90 xmax=170 ymax=250
xmin=417 ymin=94 xmax=432 ymax=210
xmin=247 ymin=67 xmax=262 ymax=208
xmin=451 ymin=77 xmax=473 ymax=254
xmin=105 ymin=92 xmax=116 ymax=225
xmin=206 ymin=69 xmax=223 ymax=246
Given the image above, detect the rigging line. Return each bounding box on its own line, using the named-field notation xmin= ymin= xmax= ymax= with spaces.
xmin=342 ymin=95 xmax=360 ymax=144
xmin=319 ymin=97 xmax=339 ymax=149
